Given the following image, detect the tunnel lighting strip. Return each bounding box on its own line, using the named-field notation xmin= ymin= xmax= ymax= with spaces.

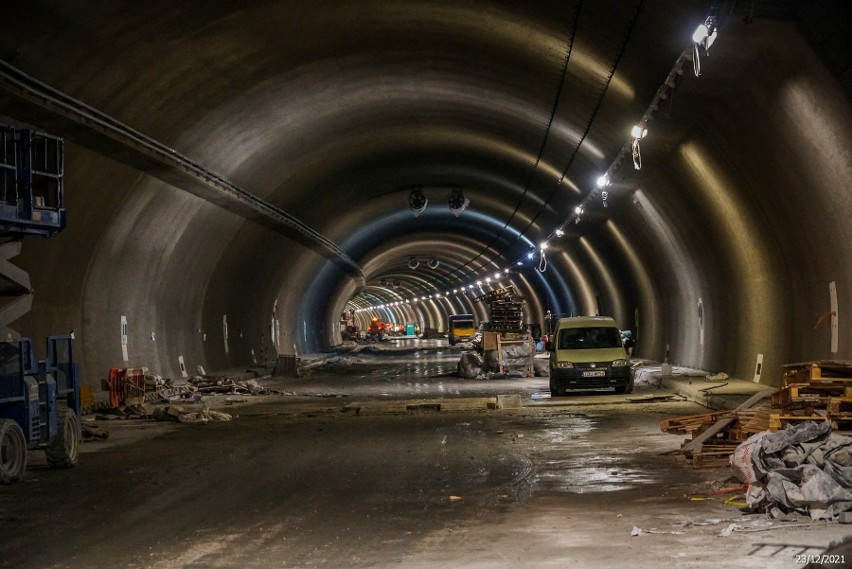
xmin=531 ymin=6 xmax=724 ymax=263
xmin=0 ymin=61 xmax=364 ymax=278
xmin=350 ymin=8 xmax=726 ymax=311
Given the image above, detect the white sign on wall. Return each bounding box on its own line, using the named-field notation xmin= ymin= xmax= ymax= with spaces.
xmin=223 ymin=314 xmax=229 ymax=354
xmin=753 ymin=353 xmax=764 ymax=383
xmin=121 ymin=315 xmax=129 ymax=362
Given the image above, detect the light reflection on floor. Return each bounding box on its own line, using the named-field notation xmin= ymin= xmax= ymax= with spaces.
xmin=527 ymin=414 xmax=656 ymax=494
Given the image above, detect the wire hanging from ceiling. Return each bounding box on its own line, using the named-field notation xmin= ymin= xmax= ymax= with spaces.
xmin=513 ymin=0 xmax=645 ymax=249
xmin=444 ymin=0 xmax=583 ymax=281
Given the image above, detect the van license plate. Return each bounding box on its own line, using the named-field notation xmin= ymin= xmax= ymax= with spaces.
xmin=582 ymin=370 xmax=606 ymax=377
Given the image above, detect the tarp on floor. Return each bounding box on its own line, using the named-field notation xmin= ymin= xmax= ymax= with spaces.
xmin=745 ymin=421 xmax=852 ymax=520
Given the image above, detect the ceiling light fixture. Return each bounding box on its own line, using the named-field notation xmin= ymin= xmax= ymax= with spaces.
xmin=448 ymin=188 xmax=469 ymax=217
xmin=631 ymin=125 xmax=648 ymax=139
xmin=408 ymin=188 xmax=428 ymax=217
xmin=692 ymin=16 xmax=718 ymax=76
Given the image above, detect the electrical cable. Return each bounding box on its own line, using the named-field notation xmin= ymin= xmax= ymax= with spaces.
xmin=510 ymin=0 xmax=645 ymax=253
xmin=443 ymin=1 xmax=583 ymax=281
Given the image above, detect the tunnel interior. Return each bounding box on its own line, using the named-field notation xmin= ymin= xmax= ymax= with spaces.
xmin=1 ymin=0 xmax=850 ymax=389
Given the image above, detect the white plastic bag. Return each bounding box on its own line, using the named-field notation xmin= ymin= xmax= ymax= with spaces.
xmin=731 ymin=430 xmax=771 ymax=483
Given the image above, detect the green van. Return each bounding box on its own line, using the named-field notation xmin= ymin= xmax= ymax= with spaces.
xmin=547 ymin=316 xmax=633 ymax=395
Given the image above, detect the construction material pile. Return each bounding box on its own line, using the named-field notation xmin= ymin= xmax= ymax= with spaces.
xmin=661 ymin=391 xmax=775 ymax=468
xmin=187 ymin=374 xmax=275 ymax=396
xmin=458 ymin=286 xmax=533 ymax=378
xmin=662 ymin=360 xmax=852 ymax=468
xmin=770 ymin=361 xmax=852 ymax=431
xmin=474 ymin=286 xmax=525 ymax=333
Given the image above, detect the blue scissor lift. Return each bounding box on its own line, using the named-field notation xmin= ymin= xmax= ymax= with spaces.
xmin=0 ymin=124 xmax=80 ymax=484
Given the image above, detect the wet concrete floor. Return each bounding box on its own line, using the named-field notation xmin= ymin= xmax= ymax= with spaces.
xmin=1 ymin=341 xmax=850 ymax=568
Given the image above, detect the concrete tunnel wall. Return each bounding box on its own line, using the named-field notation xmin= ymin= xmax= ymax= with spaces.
xmin=1 ymin=2 xmax=850 ymax=391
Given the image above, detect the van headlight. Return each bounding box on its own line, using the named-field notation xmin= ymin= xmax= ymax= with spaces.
xmin=612 ymin=359 xmax=629 ymax=367
xmin=556 ymin=362 xmax=574 ymax=368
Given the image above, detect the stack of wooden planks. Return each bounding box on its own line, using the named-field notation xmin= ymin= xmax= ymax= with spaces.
xmin=770 ymin=361 xmax=852 ymax=433
xmin=661 ymin=390 xmax=776 ymax=468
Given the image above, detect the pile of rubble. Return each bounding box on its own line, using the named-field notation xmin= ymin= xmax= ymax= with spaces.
xmin=186 ymin=374 xmax=275 ymax=396
xmin=87 ymin=366 xmax=284 ymax=429
xmin=92 ymin=402 xmax=234 ymax=424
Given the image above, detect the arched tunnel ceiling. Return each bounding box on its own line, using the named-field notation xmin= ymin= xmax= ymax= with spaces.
xmin=2 ymin=1 xmax=851 ymax=385
xmin=2 ymin=0 xmax=707 ymax=277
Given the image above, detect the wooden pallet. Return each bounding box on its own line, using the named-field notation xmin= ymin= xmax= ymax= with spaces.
xmin=691 ymin=443 xmax=739 ymax=468
xmin=783 ymin=361 xmax=852 ymax=385
xmin=828 ymin=398 xmax=852 ymax=414
xmin=660 ymin=410 xmax=734 ymax=434
xmin=772 ymin=384 xmax=852 ymax=406
xmin=732 ymin=401 xmax=773 ymax=438
xmin=769 ymin=413 xmax=839 ymax=431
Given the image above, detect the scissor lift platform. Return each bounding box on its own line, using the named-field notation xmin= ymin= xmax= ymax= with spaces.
xmin=0 ymin=125 xmax=65 ymax=238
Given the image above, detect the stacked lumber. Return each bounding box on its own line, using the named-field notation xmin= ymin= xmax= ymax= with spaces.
xmin=662 ymin=360 xmax=852 ymax=468
xmin=770 ymin=361 xmax=852 ymax=433
xmin=731 ymin=400 xmax=773 ymax=439
xmin=660 ymin=410 xmax=734 ymax=435
xmin=661 ymin=390 xmax=775 ymax=468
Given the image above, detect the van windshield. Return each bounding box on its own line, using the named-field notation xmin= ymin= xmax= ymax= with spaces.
xmin=557 ymin=327 xmax=622 ymax=350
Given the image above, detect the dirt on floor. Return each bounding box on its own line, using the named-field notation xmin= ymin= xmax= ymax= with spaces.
xmin=3 ymin=345 xmax=851 ymax=568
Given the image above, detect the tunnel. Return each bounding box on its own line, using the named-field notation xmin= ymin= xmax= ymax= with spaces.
xmin=1 ymin=0 xmax=851 ymax=392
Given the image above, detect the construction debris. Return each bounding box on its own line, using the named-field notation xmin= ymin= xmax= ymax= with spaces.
xmin=82 ymin=422 xmax=109 ymax=440
xmin=743 ymin=421 xmax=852 ymax=520
xmin=152 ymin=404 xmax=233 ymax=424
xmin=187 ymin=374 xmax=275 ymax=396
xmin=456 ymin=286 xmax=534 ymax=379
xmin=770 ymin=360 xmax=852 ymax=431
xmin=662 ymin=360 xmax=852 ymax=468
xmin=661 ymin=389 xmax=776 ymax=468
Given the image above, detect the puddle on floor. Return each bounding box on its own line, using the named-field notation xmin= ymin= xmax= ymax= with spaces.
xmin=526 ymin=414 xmax=657 ymax=494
